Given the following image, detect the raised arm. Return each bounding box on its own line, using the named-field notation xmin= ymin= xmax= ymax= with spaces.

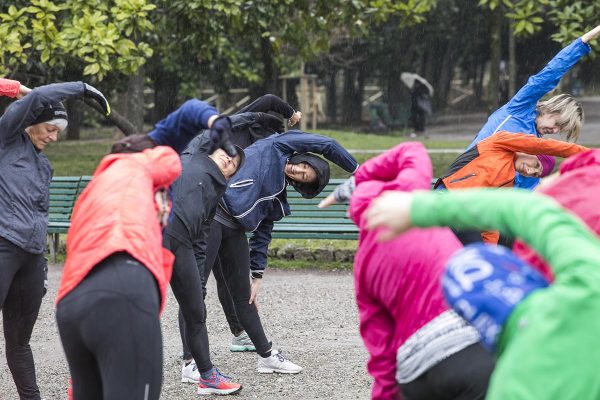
xmin=0 ymin=81 xmax=106 ymax=143
xmin=507 ymin=38 xmax=591 ymax=114
xmin=237 ymin=94 xmax=295 ymax=118
xmin=581 ymin=25 xmax=600 ymax=44
xmin=394 ymin=189 xmax=600 ymax=278
xmin=0 ymin=78 xmax=22 ymax=98
xmin=274 ymin=131 xmax=359 ymax=173
xmin=492 ymin=131 xmax=588 ymax=157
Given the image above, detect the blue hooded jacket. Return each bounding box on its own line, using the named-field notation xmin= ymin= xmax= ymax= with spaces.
xmin=468 ymin=38 xmax=591 ymax=189
xmin=222 ymin=131 xmax=358 ymax=271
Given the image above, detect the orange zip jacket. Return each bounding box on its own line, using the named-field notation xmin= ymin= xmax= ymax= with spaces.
xmin=439 ymin=131 xmax=588 ymax=190
xmin=56 ymin=146 xmax=182 ymax=312
xmin=0 ymin=78 xmax=20 ymax=98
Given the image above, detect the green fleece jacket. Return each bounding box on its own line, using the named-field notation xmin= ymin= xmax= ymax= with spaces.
xmin=410 ymin=189 xmax=600 ymax=400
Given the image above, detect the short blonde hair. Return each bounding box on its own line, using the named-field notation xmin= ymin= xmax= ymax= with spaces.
xmin=536 ymin=94 xmax=584 ymax=142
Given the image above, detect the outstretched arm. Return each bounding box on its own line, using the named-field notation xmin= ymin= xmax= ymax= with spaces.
xmin=274 ymin=131 xmax=359 ymax=173
xmin=365 ymin=189 xmax=600 ymax=278
xmin=0 ymin=78 xmax=26 ymax=98
xmin=492 ymin=131 xmax=588 ymax=157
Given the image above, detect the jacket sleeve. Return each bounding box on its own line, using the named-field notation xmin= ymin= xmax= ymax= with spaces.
xmin=249 ymin=218 xmax=274 ymax=274
xmin=357 ymin=287 xmax=403 ymax=400
xmin=411 ymin=189 xmax=600 ymax=277
xmin=0 ymin=78 xmax=21 ymax=98
xmin=0 ymin=81 xmax=85 ymax=143
xmin=492 ymin=132 xmax=588 ymax=158
xmin=274 ymin=131 xmax=359 ymax=173
xmin=559 ymin=149 xmax=600 ymax=174
xmin=349 ymin=143 xmax=432 ymax=227
xmin=506 ymin=38 xmax=591 ymax=114
xmin=237 ymin=94 xmax=295 ymax=118
xmin=148 ymin=99 xmax=218 ymax=151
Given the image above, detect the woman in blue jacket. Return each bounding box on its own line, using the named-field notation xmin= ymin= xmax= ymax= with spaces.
xmin=469 ymin=24 xmax=600 ymax=189
xmin=199 ymin=130 xmax=358 ymax=374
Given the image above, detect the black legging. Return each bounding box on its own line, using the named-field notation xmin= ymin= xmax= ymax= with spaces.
xmin=0 ymin=236 xmax=44 ymax=400
xmin=400 ymin=343 xmax=494 ymax=400
xmin=163 ymin=231 xmax=213 ymax=372
xmin=204 ymin=220 xmax=272 ymax=355
xmin=56 ymin=253 xmax=162 ymax=400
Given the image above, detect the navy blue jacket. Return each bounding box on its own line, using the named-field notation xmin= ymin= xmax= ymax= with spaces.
xmin=148 ymin=99 xmax=218 ymax=154
xmin=0 ymin=82 xmax=87 ymax=254
xmin=222 ymin=131 xmax=358 ymax=271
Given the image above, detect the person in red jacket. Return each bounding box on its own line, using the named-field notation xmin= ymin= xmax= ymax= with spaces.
xmin=55 ymin=144 xmax=182 ymax=400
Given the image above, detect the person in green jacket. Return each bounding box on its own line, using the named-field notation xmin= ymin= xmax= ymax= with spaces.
xmin=363 ymin=188 xmax=600 ymax=400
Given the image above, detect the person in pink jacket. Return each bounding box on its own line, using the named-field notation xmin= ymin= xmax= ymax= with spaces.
xmin=321 ymin=142 xmax=494 ymax=400
xmin=512 ymin=148 xmax=600 ymax=281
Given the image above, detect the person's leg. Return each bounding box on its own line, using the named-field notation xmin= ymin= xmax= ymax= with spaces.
xmin=217 ymin=226 xmax=271 ymax=355
xmin=2 ymin=246 xmax=44 ymax=400
xmin=165 ymin=236 xmax=213 ymax=373
xmin=57 ymin=295 xmax=103 ymax=400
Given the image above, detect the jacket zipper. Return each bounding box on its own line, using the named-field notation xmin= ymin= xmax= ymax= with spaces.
xmin=449 ymin=172 xmax=476 ymax=184
xmin=234 ymin=174 xmax=287 ymax=220
xmin=230 ymin=179 xmax=254 ymax=188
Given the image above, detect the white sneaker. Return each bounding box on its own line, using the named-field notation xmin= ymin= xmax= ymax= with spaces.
xmin=230 ymin=331 xmax=256 ymax=352
xmin=257 ymin=350 xmax=302 ymax=374
xmin=181 ymin=360 xmax=200 ymax=383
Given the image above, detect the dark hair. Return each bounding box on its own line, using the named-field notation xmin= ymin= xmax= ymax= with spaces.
xmin=287 ymin=153 xmax=330 ymax=199
xmin=110 ymin=134 xmax=157 ymax=154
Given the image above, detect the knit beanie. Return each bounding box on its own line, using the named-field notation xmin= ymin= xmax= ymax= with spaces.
xmin=32 ymin=102 xmax=68 ymax=130
xmin=442 ymin=243 xmax=549 ymax=351
xmin=537 ymin=155 xmax=556 ymax=177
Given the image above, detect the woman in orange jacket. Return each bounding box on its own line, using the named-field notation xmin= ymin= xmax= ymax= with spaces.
xmin=435 ymin=131 xmax=588 ymax=243
xmin=55 ymin=144 xmax=182 ymax=400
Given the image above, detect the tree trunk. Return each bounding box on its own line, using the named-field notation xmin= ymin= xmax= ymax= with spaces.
xmin=152 ymin=67 xmax=180 ymax=123
xmin=508 ymin=23 xmax=517 ymax=98
xmin=341 ymin=68 xmax=363 ymax=124
xmin=260 ymin=35 xmax=278 ymax=94
xmin=487 ymin=7 xmax=502 ymax=111
xmin=65 ymin=97 xmax=83 ymax=140
xmin=326 ymin=67 xmax=337 ymax=123
xmin=126 ymin=65 xmax=145 ymax=132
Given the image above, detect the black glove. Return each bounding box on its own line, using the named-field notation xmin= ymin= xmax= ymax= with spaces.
xmin=209 ymin=116 xmax=237 ymax=157
xmin=83 ymin=83 xmax=111 ymax=116
xmin=256 ymin=112 xmax=284 ymax=133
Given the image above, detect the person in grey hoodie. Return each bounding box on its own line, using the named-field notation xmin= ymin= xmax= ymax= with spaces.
xmin=0 ymin=81 xmax=109 ymax=400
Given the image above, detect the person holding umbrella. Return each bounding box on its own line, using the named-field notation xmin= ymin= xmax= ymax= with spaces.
xmin=401 ymin=72 xmax=433 ymax=137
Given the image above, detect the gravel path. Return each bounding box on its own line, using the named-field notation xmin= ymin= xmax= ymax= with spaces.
xmin=0 ymin=263 xmax=371 ymax=399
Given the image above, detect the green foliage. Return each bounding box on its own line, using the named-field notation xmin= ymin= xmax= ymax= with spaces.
xmin=0 ymin=0 xmax=155 ymax=80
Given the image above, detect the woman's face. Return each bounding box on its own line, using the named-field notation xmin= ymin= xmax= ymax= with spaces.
xmin=536 ymin=113 xmax=560 ymax=136
xmin=514 ymin=153 xmax=543 ymax=177
xmin=25 ymin=123 xmax=61 ymax=150
xmin=209 ymin=148 xmax=241 ymax=179
xmin=285 ymin=162 xmax=317 ymax=183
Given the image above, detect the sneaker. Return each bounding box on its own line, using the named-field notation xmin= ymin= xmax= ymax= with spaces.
xmin=230 ymin=331 xmax=256 ymax=352
xmin=256 ymin=350 xmax=303 ymax=374
xmin=181 ymin=360 xmax=200 ymax=383
xmin=197 ymin=367 xmax=242 ymax=395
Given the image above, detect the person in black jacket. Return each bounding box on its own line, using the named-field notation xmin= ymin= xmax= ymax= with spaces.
xmin=163 ymin=130 xmax=247 ymax=395
xmin=0 ymin=81 xmax=109 ymax=400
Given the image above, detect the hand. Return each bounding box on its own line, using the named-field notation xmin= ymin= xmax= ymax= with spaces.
xmin=365 ymin=191 xmax=414 ymax=241
xmin=581 ymin=25 xmax=600 ymax=44
xmin=17 ymin=84 xmax=31 ymax=99
xmin=249 ymin=277 xmax=262 ymax=306
xmin=318 ymin=193 xmax=337 ymax=208
xmin=83 ymin=83 xmax=111 ymax=116
xmin=535 ymin=171 xmax=560 ymax=192
xmin=209 ymin=116 xmax=237 ymax=157
xmin=288 ymin=111 xmax=302 ymax=127
xmin=155 ymin=189 xmax=171 ymax=228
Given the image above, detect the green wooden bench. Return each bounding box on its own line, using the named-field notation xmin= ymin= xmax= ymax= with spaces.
xmin=47 ymin=176 xmax=82 ymax=261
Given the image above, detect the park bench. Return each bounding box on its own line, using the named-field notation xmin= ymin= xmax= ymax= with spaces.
xmin=47 ymin=176 xmax=82 ymax=261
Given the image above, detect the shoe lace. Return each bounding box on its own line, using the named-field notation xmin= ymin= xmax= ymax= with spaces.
xmin=274 ymin=352 xmax=287 ymax=363
xmin=214 ymin=367 xmax=232 ymax=382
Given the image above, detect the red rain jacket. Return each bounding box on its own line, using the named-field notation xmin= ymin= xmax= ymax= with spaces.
xmin=56 ymin=146 xmax=182 ymax=312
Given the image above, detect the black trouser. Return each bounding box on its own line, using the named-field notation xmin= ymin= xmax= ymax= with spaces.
xmin=164 ymin=232 xmax=213 ymax=372
xmin=204 ymin=220 xmax=271 ymax=355
xmin=56 ymin=253 xmax=162 ymax=400
xmin=0 ymin=237 xmax=44 ymax=400
xmin=400 ymin=343 xmax=495 ymax=400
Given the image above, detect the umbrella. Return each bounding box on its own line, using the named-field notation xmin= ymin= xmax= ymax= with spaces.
xmin=400 ymin=72 xmax=434 ymax=96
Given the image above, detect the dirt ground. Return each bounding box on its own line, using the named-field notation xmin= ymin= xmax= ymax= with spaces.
xmin=0 ymin=263 xmax=372 ymax=400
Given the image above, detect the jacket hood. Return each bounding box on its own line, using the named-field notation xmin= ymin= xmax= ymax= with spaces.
xmin=288 ymin=153 xmax=330 ymax=199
